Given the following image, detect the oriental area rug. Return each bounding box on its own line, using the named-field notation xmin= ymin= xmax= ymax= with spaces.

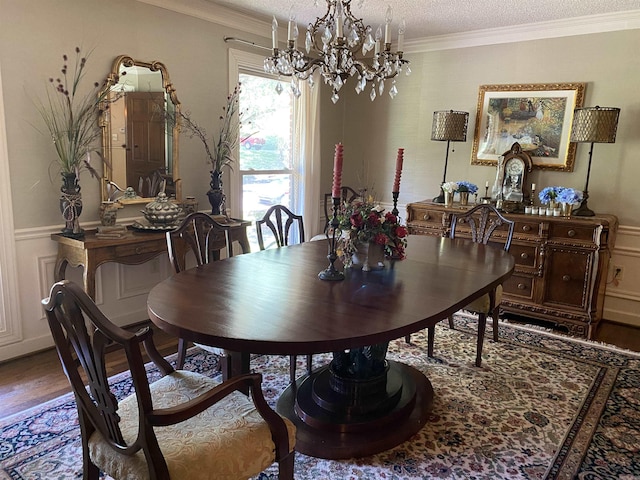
xmin=1 ymin=314 xmax=638 ymax=479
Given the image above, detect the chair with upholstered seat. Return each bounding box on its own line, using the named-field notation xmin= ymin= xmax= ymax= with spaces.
xmin=256 ymin=205 xmax=311 ymax=382
xmin=166 ymin=212 xmax=234 ymax=372
xmin=42 ymin=280 xmax=296 ymax=480
xmin=406 ymin=204 xmax=515 ymax=367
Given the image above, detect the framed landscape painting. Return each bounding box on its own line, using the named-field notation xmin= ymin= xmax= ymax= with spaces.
xmin=471 ymin=83 xmax=586 ymax=171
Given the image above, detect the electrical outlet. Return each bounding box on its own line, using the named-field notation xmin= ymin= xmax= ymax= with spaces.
xmin=613 ymin=265 xmax=624 ymax=281
xmin=612 ymin=265 xmax=624 ymax=287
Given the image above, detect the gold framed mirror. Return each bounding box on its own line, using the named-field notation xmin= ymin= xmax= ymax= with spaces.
xmin=99 ymin=55 xmax=181 ymax=205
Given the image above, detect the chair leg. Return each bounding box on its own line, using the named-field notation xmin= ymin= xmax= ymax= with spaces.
xmin=492 ymin=305 xmax=500 ymax=342
xmin=448 ymin=315 xmax=455 ymax=329
xmin=176 ymin=338 xmax=188 ymax=370
xmin=305 ymin=354 xmax=313 ymax=375
xmin=476 ymin=312 xmax=487 ymax=367
xmin=427 ymin=325 xmax=435 ymax=357
xmin=290 ymin=355 xmax=297 ymax=383
xmin=278 ymin=450 xmax=295 ymax=480
xmin=404 ymin=334 xmax=411 ymax=344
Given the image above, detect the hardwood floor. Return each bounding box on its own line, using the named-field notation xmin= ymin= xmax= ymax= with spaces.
xmin=0 ymin=319 xmax=638 ymax=420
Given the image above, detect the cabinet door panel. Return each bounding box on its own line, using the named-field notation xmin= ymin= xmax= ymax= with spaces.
xmin=543 ymin=248 xmax=592 ymax=308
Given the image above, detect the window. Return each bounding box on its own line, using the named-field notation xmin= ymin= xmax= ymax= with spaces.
xmin=228 ymin=49 xmax=321 ymax=251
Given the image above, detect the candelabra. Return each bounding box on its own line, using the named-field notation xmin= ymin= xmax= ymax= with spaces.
xmin=392 ymin=191 xmax=399 ymax=217
xmin=318 ymin=197 xmax=345 ymax=281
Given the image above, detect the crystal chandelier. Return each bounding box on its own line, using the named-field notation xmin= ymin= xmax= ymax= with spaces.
xmin=264 ymin=0 xmax=411 ymax=103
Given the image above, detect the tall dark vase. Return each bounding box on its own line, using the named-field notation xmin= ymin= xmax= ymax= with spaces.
xmin=207 ymin=170 xmax=226 ymax=215
xmin=60 ymin=172 xmax=84 ymax=238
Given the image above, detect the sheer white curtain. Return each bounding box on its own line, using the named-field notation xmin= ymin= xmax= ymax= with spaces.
xmin=228 ymin=49 xmax=321 ymax=237
xmin=0 ymin=63 xmax=23 ymax=349
xmin=294 ymin=72 xmax=321 ymax=238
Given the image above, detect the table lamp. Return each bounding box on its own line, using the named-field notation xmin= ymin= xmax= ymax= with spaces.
xmin=569 ymin=106 xmax=620 ymax=216
xmin=431 ymin=110 xmax=469 ymax=203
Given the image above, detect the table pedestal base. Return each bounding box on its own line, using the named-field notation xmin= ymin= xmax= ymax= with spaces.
xmin=276 ymin=360 xmax=433 ymax=459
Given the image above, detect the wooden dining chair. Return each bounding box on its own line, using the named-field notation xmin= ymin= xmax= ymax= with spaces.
xmin=256 ymin=204 xmax=305 ymax=251
xmin=166 ymin=212 xmax=233 ymax=372
xmin=407 ymin=204 xmax=515 ymax=367
xmin=256 ymin=205 xmax=312 ymax=382
xmin=42 ymin=280 xmax=296 ymax=480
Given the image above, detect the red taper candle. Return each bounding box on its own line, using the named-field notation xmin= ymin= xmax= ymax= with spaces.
xmin=393 ymin=148 xmax=404 ymax=192
xmin=332 ymin=143 xmax=344 ymax=198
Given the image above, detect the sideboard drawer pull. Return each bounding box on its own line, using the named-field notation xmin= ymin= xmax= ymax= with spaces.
xmin=562 ymin=275 xmax=571 ymax=282
xmin=567 ymin=229 xmax=576 ymax=237
xmin=522 ymin=225 xmax=531 ymax=232
xmin=423 ymin=213 xmax=430 ymax=221
xmin=517 ymin=283 xmax=527 ymax=290
xmin=520 ymin=252 xmax=529 ymax=259
xmin=135 ymin=246 xmax=143 ymax=255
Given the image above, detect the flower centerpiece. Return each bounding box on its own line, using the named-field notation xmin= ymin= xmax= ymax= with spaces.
xmin=336 ymin=196 xmax=408 ymax=269
xmin=35 ymin=47 xmax=111 ymax=238
xmin=442 ymin=181 xmax=459 ymax=193
xmin=168 ymin=84 xmax=244 ymax=215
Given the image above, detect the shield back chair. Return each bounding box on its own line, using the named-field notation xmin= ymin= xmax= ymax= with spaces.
xmin=42 ymin=280 xmax=296 ymax=480
xmin=406 ymin=204 xmax=515 ymax=367
xmin=310 ymin=186 xmax=365 ymax=242
xmin=256 ymin=205 xmax=311 ymax=383
xmin=166 ymin=212 xmax=233 ymax=373
xmin=256 ymin=204 xmax=305 ymax=250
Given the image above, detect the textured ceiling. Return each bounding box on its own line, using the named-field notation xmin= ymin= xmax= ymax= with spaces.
xmin=206 ymin=0 xmax=640 ymax=40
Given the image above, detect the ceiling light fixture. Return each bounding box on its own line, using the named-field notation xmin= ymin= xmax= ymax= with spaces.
xmin=264 ymin=0 xmax=410 ymax=103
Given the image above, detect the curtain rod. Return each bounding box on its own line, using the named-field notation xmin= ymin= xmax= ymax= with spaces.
xmin=223 ymin=36 xmax=271 ymax=52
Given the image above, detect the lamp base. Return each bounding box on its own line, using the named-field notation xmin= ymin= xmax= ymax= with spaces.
xmin=573 ymin=193 xmax=595 ymax=217
xmin=433 ymin=189 xmax=445 ymax=203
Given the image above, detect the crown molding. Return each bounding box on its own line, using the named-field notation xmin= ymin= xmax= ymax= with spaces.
xmin=405 ymin=10 xmax=640 ymax=53
xmin=137 ymin=1 xmax=640 ymax=53
xmin=135 ymin=0 xmax=271 ymax=37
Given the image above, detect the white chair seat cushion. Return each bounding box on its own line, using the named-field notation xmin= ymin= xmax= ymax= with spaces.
xmin=464 ymin=285 xmax=503 ymax=314
xmin=88 ymin=370 xmax=296 ymax=480
xmin=194 ymin=342 xmax=226 ymax=357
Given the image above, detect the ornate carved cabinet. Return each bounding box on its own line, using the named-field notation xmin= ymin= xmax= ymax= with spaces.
xmin=406 ymin=200 xmax=618 ymax=339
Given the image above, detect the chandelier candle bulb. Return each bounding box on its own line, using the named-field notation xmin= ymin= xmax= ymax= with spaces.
xmin=397 ymin=19 xmax=406 ymax=52
xmin=332 ymin=143 xmax=344 ymax=198
xmin=272 ymin=17 xmax=278 ymax=49
xmin=393 ymin=148 xmax=404 ymax=192
xmin=384 ymin=6 xmax=393 ymax=44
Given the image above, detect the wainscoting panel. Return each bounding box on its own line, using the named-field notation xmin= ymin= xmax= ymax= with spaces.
xmin=604 ymin=225 xmax=640 ymax=327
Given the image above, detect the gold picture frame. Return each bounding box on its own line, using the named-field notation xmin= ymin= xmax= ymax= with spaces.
xmin=471 ymin=83 xmax=586 ymax=171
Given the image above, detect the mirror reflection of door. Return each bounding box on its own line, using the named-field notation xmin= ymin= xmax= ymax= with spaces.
xmin=125 ymin=92 xmax=166 ymax=197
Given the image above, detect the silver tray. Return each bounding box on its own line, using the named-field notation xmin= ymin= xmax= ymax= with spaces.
xmin=131 ymin=220 xmax=178 ymax=232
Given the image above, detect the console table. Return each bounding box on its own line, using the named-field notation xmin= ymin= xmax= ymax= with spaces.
xmin=51 ymin=219 xmax=251 ymax=300
xmin=406 ymin=201 xmax=618 ymax=339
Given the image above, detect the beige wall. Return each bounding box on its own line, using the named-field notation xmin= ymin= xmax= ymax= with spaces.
xmin=331 ymin=30 xmax=640 ymax=227
xmin=0 ymin=0 xmax=638 ymax=361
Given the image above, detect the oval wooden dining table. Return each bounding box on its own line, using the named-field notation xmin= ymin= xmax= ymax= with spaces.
xmin=147 ymin=234 xmax=514 ymax=459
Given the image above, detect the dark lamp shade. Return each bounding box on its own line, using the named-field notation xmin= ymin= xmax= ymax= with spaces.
xmin=431 ymin=110 xmax=469 ymax=142
xmin=570 ymin=106 xmax=620 ymax=143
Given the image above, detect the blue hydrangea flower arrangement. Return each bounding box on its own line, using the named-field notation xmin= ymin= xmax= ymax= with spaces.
xmin=456 ymin=181 xmax=478 ymax=194
xmin=538 ymin=186 xmax=563 ymax=204
xmin=557 ymin=187 xmax=583 ymax=205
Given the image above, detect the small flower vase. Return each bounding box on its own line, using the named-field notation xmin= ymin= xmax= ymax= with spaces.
xmin=561 ymin=202 xmax=573 ymax=217
xmin=444 ymin=191 xmax=454 ymax=207
xmin=351 ymin=241 xmax=386 ymax=271
xmin=207 ymin=170 xmax=226 ymax=216
xmin=459 ymin=191 xmax=469 ymax=206
xmin=99 ymin=201 xmax=119 ymax=226
xmin=548 ymin=200 xmax=558 ymax=210
xmin=60 ymin=172 xmax=84 ymax=238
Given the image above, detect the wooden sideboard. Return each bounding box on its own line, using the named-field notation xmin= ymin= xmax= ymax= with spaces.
xmin=406 ymin=200 xmax=618 ymax=339
xmin=51 ymin=219 xmax=251 ymax=300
